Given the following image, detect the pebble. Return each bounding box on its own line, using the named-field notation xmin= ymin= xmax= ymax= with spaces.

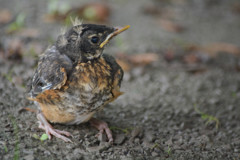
xmin=173 ymin=144 xmax=182 ymax=150
xmin=145 ymin=131 xmax=155 ymax=143
xmin=151 ymin=151 xmax=159 ymax=157
xmin=134 ymin=138 xmax=140 ymax=143
xmin=197 ymin=135 xmax=210 ymax=144
xmin=114 ymin=134 xmax=126 ymax=145
xmin=234 ymin=148 xmax=239 ymax=153
xmin=142 ymin=140 xmax=152 ymax=148
xmin=221 ymin=144 xmax=231 ymax=151
xmin=66 ymin=144 xmax=74 ymax=149
xmin=73 ymin=148 xmax=84 ymax=155
xmin=165 ymin=138 xmax=173 ymax=146
xmin=130 ymin=127 xmax=142 ymax=142
xmin=23 ymin=154 xmax=34 ymax=160
xmin=86 ymin=142 xmax=110 ymax=153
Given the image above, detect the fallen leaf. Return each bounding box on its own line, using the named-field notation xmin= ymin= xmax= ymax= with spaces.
xmin=202 ymin=43 xmax=240 ymax=57
xmin=186 ymin=66 xmax=207 ymax=74
xmin=184 ymin=44 xmax=200 ymax=52
xmin=142 ymin=5 xmax=161 ymax=16
xmin=128 ymin=53 xmax=159 ymax=65
xmin=43 ymin=0 xmax=70 ymax=22
xmin=232 ymin=2 xmax=240 ymax=14
xmin=73 ymin=3 xmax=110 ymax=22
xmin=164 ymin=49 xmax=175 ymax=62
xmin=158 ymin=19 xmax=184 ymax=33
xmin=16 ymin=28 xmax=40 ymax=38
xmin=183 ymin=53 xmax=199 ymax=64
xmin=4 ymin=39 xmax=23 ymax=60
xmin=235 ymin=62 xmax=240 ymax=72
xmin=43 ymin=12 xmax=67 ymax=23
xmin=0 ymin=9 xmax=12 ymax=24
xmin=44 ymin=3 xmax=110 ymax=23
xmin=40 ymin=134 xmax=48 ymax=141
xmin=116 ymin=53 xmax=159 ymax=71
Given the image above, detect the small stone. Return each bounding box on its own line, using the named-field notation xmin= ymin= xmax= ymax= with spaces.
xmin=134 ymin=138 xmax=140 ymax=143
xmin=197 ymin=135 xmax=209 ymax=144
xmin=73 ymin=148 xmax=85 ymax=156
xmin=131 ymin=127 xmax=142 ymax=138
xmin=205 ymin=143 xmax=212 ymax=150
xmin=86 ymin=142 xmax=110 ymax=153
xmin=234 ymin=148 xmax=239 ymax=153
xmin=145 ymin=131 xmax=155 ymax=143
xmin=151 ymin=151 xmax=159 ymax=157
xmin=221 ymin=144 xmax=231 ymax=151
xmin=130 ymin=127 xmax=142 ymax=142
xmin=173 ymin=144 xmax=181 ymax=150
xmin=66 ymin=144 xmax=73 ymax=149
xmin=114 ymin=134 xmax=126 ymax=145
xmin=23 ymin=154 xmax=34 ymax=160
xmin=43 ymin=150 xmax=51 ymax=155
xmin=165 ymin=137 xmax=173 ymax=146
xmin=216 ymin=148 xmax=222 ymax=152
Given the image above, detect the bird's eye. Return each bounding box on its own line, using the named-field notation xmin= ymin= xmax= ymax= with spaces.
xmin=91 ymin=36 xmax=99 ymax=44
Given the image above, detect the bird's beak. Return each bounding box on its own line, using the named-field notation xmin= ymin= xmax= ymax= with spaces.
xmin=100 ymin=25 xmax=130 ymax=48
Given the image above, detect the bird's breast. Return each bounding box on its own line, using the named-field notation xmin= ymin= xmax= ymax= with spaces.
xmin=66 ymin=58 xmax=112 ymax=92
xmin=59 ymin=58 xmax=114 ymax=115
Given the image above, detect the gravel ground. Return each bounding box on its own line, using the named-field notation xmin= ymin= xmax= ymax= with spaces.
xmin=0 ymin=0 xmax=240 ymax=159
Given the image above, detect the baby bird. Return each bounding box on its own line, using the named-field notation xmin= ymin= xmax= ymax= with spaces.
xmin=28 ymin=20 xmax=130 ymax=142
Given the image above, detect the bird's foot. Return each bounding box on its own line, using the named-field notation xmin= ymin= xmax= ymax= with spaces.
xmin=89 ymin=118 xmax=113 ymax=143
xmin=37 ymin=112 xmax=72 ymax=143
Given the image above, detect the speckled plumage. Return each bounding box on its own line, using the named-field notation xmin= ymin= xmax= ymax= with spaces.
xmin=28 ymin=22 xmax=128 ymax=142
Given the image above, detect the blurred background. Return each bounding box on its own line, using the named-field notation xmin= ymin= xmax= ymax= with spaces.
xmin=0 ymin=0 xmax=240 ymax=159
xmin=1 ymin=0 xmax=240 ymax=62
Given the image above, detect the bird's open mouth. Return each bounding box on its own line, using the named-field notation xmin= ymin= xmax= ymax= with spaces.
xmin=100 ymin=25 xmax=130 ymax=48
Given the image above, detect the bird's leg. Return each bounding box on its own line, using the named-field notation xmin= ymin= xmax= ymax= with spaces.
xmin=37 ymin=111 xmax=72 ymax=142
xmin=89 ymin=118 xmax=113 ymax=143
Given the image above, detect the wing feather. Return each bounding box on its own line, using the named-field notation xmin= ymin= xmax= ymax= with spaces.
xmin=29 ymin=46 xmax=73 ymax=98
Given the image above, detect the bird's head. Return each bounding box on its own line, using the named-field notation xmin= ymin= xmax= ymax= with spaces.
xmin=56 ymin=23 xmax=130 ymax=62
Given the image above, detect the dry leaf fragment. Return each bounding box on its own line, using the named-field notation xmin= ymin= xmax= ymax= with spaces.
xmin=4 ymin=39 xmax=23 ymax=60
xmin=158 ymin=19 xmax=184 ymax=33
xmin=127 ymin=53 xmax=159 ymax=65
xmin=164 ymin=49 xmax=175 ymax=62
xmin=116 ymin=53 xmax=159 ymax=72
xmin=186 ymin=66 xmax=207 ymax=74
xmin=183 ymin=53 xmax=199 ymax=64
xmin=232 ymin=2 xmax=240 ymax=14
xmin=16 ymin=28 xmax=40 ymax=38
xmin=73 ymin=3 xmax=110 ymax=22
xmin=117 ymin=53 xmax=159 ymax=66
xmin=0 ymin=9 xmax=12 ymax=24
xmin=129 ymin=53 xmax=159 ymax=65
xmin=202 ymin=43 xmax=240 ymax=57
xmin=142 ymin=5 xmax=161 ymax=16
xmin=44 ymin=3 xmax=110 ymax=23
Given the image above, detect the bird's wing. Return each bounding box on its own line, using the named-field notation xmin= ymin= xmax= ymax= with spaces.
xmin=102 ymin=54 xmax=124 ymax=100
xmin=29 ymin=46 xmax=73 ymax=98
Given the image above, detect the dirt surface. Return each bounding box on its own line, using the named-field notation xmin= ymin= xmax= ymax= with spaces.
xmin=1 ymin=0 xmax=240 ymax=159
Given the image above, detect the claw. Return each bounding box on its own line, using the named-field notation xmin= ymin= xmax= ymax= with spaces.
xmin=90 ymin=118 xmax=113 ymax=143
xmin=37 ymin=112 xmax=73 ymax=143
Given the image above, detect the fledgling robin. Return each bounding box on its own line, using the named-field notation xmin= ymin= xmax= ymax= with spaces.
xmin=28 ymin=19 xmax=130 ymax=142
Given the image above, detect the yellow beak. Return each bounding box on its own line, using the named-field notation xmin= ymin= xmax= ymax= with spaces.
xmin=100 ymin=25 xmax=130 ymax=48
